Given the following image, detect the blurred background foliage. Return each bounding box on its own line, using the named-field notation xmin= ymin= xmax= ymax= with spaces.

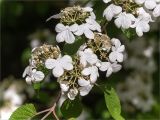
xmin=0 ymin=0 xmax=160 ymax=119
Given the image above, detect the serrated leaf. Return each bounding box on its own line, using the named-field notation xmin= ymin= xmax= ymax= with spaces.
xmin=60 ymin=97 xmax=82 ymax=119
xmin=104 ymin=86 xmax=125 ymax=120
xmin=63 ymin=37 xmax=85 ymax=55
xmin=9 ymin=104 xmax=37 ymax=120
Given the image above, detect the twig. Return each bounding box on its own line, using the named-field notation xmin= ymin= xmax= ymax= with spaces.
xmin=36 ymin=108 xmax=50 ymax=116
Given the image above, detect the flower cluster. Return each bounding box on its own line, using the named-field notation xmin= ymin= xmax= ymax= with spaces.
xmin=23 ymin=6 xmax=125 ymax=100
xmin=52 ymin=6 xmax=101 ymax=44
xmin=103 ymin=0 xmax=160 ymax=36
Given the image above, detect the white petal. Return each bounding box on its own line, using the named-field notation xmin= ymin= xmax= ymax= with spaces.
xmin=117 ymin=45 xmax=125 ymax=52
xmin=90 ymin=73 xmax=98 ymax=83
xmin=116 ymin=53 xmax=124 ymax=62
xmin=45 ymin=59 xmax=57 ymax=69
xmin=64 ymin=30 xmax=75 ymax=44
xmin=111 ymin=38 xmax=121 ymax=48
xmin=99 ymin=62 xmax=110 ymax=71
xmin=136 ymin=26 xmax=143 ymax=37
xmin=34 ymin=71 xmax=45 ymax=82
xmin=26 ymin=76 xmax=32 ymax=84
xmin=60 ymin=81 xmax=69 ymax=92
xmin=79 ymin=85 xmax=93 ymax=96
xmin=145 ymin=0 xmax=156 ymax=10
xmin=112 ymin=63 xmax=122 ymax=72
xmin=22 ymin=66 xmax=30 ymax=78
xmin=61 ymin=55 xmax=72 ymax=63
xmin=84 ymin=28 xmax=94 ymax=39
xmin=109 ymin=52 xmax=117 ymax=62
xmin=103 ymin=5 xmax=114 ymax=21
xmin=106 ymin=67 xmax=113 ymax=77
xmin=62 ymin=63 xmax=73 ymax=70
xmin=78 ymin=78 xmax=90 ymax=86
xmin=74 ymin=25 xmax=84 ymax=36
xmin=52 ymin=66 xmax=64 ymax=77
xmin=83 ymin=7 xmax=93 ymax=12
xmin=80 ymin=55 xmax=87 ymax=67
xmin=103 ymin=0 xmax=111 ymax=3
xmin=112 ymin=5 xmax=122 ymax=14
xmin=114 ymin=17 xmax=122 ymax=28
xmin=55 ymin=23 xmax=66 ymax=32
xmin=153 ymin=4 xmax=160 ymax=17
xmin=87 ymin=54 xmax=98 ymax=65
xmin=56 ymin=32 xmax=65 ymax=43
xmin=82 ymin=67 xmax=91 ymax=76
xmin=67 ymin=88 xmax=78 ymax=100
xmin=134 ymin=0 xmax=145 ymax=4
xmin=69 ymin=23 xmax=78 ymax=32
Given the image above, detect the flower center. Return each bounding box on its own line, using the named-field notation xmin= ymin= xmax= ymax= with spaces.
xmin=60 ymin=6 xmax=90 ymax=25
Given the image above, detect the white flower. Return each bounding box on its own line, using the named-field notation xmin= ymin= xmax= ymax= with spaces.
xmin=45 ymin=55 xmax=73 ymax=77
xmin=153 ymin=4 xmax=160 ymax=17
xmin=79 ymin=48 xmax=98 ymax=67
xmin=81 ymin=66 xmax=99 ymax=83
xmin=103 ymin=0 xmax=111 ymax=3
xmin=144 ymin=0 xmax=157 ymax=10
xmin=78 ymin=78 xmax=93 ymax=96
xmin=55 ymin=23 xmax=78 ymax=44
xmin=67 ymin=88 xmax=78 ymax=100
xmin=74 ymin=19 xmax=101 ymax=39
xmin=134 ymin=0 xmax=145 ymax=5
xmin=60 ymin=81 xmax=69 ymax=92
xmin=103 ymin=4 xmax=122 ymax=21
xmin=99 ymin=62 xmax=122 ymax=77
xmin=114 ymin=12 xmax=136 ymax=29
xmin=109 ymin=38 xmax=125 ymax=62
xmin=23 ymin=66 xmax=45 ymax=84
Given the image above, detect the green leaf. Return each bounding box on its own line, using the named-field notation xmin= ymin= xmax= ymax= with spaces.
xmin=60 ymin=97 xmax=82 ymax=119
xmin=104 ymin=86 xmax=125 ymax=120
xmin=9 ymin=104 xmax=37 ymax=120
xmin=33 ymin=82 xmax=41 ymax=90
xmin=63 ymin=37 xmax=85 ymax=55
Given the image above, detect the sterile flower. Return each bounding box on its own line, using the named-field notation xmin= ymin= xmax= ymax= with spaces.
xmin=153 ymin=4 xmax=160 ymax=17
xmin=79 ymin=84 xmax=93 ymax=96
xmin=114 ymin=12 xmax=136 ymax=29
xmin=103 ymin=0 xmax=111 ymax=3
xmin=45 ymin=55 xmax=73 ymax=77
xmin=109 ymin=38 xmax=125 ymax=62
xmin=79 ymin=48 xmax=98 ymax=67
xmin=103 ymin=4 xmax=122 ymax=21
xmin=81 ymin=66 xmax=99 ymax=83
xmin=55 ymin=23 xmax=78 ymax=44
xmin=74 ymin=19 xmax=101 ymax=39
xmin=99 ymin=62 xmax=122 ymax=77
xmin=67 ymin=88 xmax=78 ymax=100
xmin=23 ymin=66 xmax=45 ymax=84
xmin=60 ymin=81 xmax=69 ymax=92
xmin=144 ymin=0 xmax=157 ymax=10
xmin=134 ymin=0 xmax=145 ymax=5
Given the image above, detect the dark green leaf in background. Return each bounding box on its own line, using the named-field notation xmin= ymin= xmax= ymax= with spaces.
xmin=60 ymin=96 xmax=82 ymax=119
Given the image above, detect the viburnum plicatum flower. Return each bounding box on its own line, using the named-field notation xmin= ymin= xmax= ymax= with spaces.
xmin=45 ymin=55 xmax=73 ymax=77
xmin=103 ymin=4 xmax=122 ymax=21
xmin=109 ymin=38 xmax=125 ymax=63
xmin=114 ymin=12 xmax=135 ymax=29
xmin=74 ymin=18 xmax=101 ymax=39
xmin=78 ymin=78 xmax=93 ymax=96
xmin=59 ymin=81 xmax=69 ymax=92
xmin=99 ymin=62 xmax=122 ymax=77
xmin=55 ymin=23 xmax=78 ymax=44
xmin=51 ymin=6 xmax=101 ymax=43
xmin=67 ymin=88 xmax=78 ymax=100
xmin=23 ymin=66 xmax=45 ymax=84
xmin=135 ymin=0 xmax=157 ymax=10
xmin=78 ymin=48 xmax=98 ymax=67
xmin=153 ymin=4 xmax=160 ymax=17
xmin=81 ymin=66 xmax=99 ymax=83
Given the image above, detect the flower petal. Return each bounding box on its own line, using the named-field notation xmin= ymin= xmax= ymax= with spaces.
xmin=78 ymin=78 xmax=90 ymax=86
xmin=112 ymin=63 xmax=122 ymax=72
xmin=79 ymin=85 xmax=93 ymax=96
xmin=60 ymin=81 xmax=69 ymax=92
xmin=55 ymin=23 xmax=66 ymax=32
xmin=106 ymin=67 xmax=113 ymax=77
xmin=84 ymin=28 xmax=94 ymax=39
xmin=33 ymin=71 xmax=45 ymax=82
xmin=82 ymin=67 xmax=91 ymax=76
xmin=56 ymin=32 xmax=65 ymax=43
xmin=45 ymin=59 xmax=57 ymax=69
xmin=117 ymin=53 xmax=124 ymax=62
xmin=69 ymin=23 xmax=78 ymax=32
xmin=109 ymin=52 xmax=117 ymax=62
xmin=52 ymin=66 xmax=64 ymax=77
xmin=64 ymin=30 xmax=75 ymax=44
xmin=99 ymin=62 xmax=110 ymax=71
